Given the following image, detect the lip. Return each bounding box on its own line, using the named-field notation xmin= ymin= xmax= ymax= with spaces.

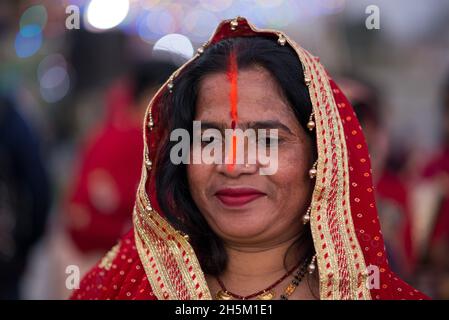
xmin=214 ymin=187 xmax=266 ymax=207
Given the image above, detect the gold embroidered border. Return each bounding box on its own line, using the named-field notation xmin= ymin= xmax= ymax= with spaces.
xmin=135 ymin=192 xmax=211 ymax=299
xmin=298 ymin=47 xmax=371 ymax=300
xmin=99 ymin=241 xmax=121 ymax=271
xmin=133 ymin=17 xmax=371 ymax=300
xmin=134 ymin=160 xmax=212 ymax=300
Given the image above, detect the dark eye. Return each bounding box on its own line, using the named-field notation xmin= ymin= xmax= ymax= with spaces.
xmin=259 ymin=136 xmax=279 ymax=146
xmin=263 ymin=137 xmax=271 ymax=146
xmin=258 ymin=135 xmax=282 ymax=148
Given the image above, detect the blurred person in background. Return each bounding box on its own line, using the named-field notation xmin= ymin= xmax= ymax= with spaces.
xmin=412 ymin=74 xmax=449 ymax=299
xmin=51 ymin=60 xmax=176 ymax=298
xmin=338 ymin=77 xmax=416 ymax=279
xmin=0 ymin=94 xmax=51 ymax=299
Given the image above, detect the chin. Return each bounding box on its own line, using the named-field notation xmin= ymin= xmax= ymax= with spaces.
xmin=209 ymin=210 xmax=272 ymax=241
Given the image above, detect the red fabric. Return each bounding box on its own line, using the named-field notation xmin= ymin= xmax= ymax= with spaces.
xmin=422 ymin=146 xmax=449 ymax=246
xmin=71 ymin=230 xmax=156 ymax=300
xmin=376 ymin=171 xmax=415 ymax=275
xmin=329 ymin=80 xmax=427 ymax=299
xmin=71 ymin=229 xmax=426 ymax=300
xmin=66 ymin=82 xmax=143 ymax=252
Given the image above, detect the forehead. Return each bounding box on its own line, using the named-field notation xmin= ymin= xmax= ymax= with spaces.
xmin=195 ymin=67 xmax=296 ymax=124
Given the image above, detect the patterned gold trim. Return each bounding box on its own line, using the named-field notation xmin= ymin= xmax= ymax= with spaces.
xmin=134 ymin=159 xmax=212 ymax=299
xmin=296 ymin=47 xmax=371 ymax=300
xmin=99 ymin=242 xmax=121 ymax=271
xmin=134 ymin=17 xmax=371 ymax=300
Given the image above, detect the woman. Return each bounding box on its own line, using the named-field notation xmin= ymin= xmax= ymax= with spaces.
xmin=71 ymin=17 xmax=428 ymax=300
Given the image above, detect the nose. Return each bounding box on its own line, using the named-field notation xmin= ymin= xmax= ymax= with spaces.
xmin=212 ymin=130 xmax=261 ymax=177
xmin=215 ymin=162 xmax=258 ymax=178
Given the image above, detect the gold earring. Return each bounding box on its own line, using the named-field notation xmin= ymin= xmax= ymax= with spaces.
xmin=277 ymin=33 xmax=286 ymax=46
xmin=307 ymin=112 xmax=315 ymax=131
xmin=309 ymin=160 xmax=318 ymax=179
xmin=302 ymin=206 xmax=311 ymax=225
xmin=307 ymin=255 xmax=317 ymax=274
xmin=167 ymin=74 xmax=175 ymax=93
xmin=167 ymin=81 xmax=174 ymax=93
xmin=304 ymin=77 xmax=311 ymax=86
xmin=147 ymin=110 xmax=154 ymax=130
xmin=145 ymin=159 xmax=152 ymax=169
xmin=176 ymin=230 xmax=190 ymax=242
xmin=230 ymin=18 xmax=239 ymax=31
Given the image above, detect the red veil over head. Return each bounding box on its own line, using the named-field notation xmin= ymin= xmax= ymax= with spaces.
xmin=72 ymin=17 xmax=428 ymax=300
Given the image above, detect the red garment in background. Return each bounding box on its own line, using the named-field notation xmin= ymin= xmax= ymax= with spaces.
xmin=66 ymin=82 xmax=143 ymax=252
xmin=376 ymin=171 xmax=415 ymax=276
xmin=422 ymin=146 xmax=449 ymax=247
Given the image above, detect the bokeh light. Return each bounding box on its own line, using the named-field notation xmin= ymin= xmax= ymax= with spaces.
xmin=254 ymin=0 xmax=285 ymax=8
xmin=85 ymin=0 xmax=130 ymax=31
xmin=139 ymin=0 xmax=161 ymax=10
xmin=15 ymin=5 xmax=48 ymax=58
xmin=38 ymin=54 xmax=70 ymax=103
xmin=137 ymin=8 xmax=177 ymax=43
xmin=262 ymin=0 xmax=298 ymax=28
xmin=153 ymin=33 xmax=194 ymax=65
xmin=219 ymin=2 xmax=266 ymax=27
xmin=182 ymin=8 xmax=219 ymax=42
xmin=19 ymin=5 xmax=48 ymax=36
xmin=317 ymin=0 xmax=346 ymax=15
xmin=199 ymin=0 xmax=234 ymax=12
xmin=37 ymin=54 xmax=67 ymax=80
xmin=15 ymin=31 xmax=42 ymax=58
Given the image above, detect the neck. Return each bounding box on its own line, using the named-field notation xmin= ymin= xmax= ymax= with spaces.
xmin=215 ymin=234 xmax=307 ymax=296
xmin=227 ymin=238 xmax=299 ymax=276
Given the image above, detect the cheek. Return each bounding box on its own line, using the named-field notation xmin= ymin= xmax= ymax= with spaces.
xmin=270 ymin=146 xmax=312 ymax=201
xmin=186 ymin=164 xmax=211 ymax=204
xmin=186 ymin=165 xmax=200 ymax=197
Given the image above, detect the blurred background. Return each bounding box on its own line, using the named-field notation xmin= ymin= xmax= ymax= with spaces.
xmin=1 ymin=0 xmax=449 ymax=299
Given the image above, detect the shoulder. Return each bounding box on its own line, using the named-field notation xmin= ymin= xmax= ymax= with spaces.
xmin=70 ymin=229 xmax=157 ymax=300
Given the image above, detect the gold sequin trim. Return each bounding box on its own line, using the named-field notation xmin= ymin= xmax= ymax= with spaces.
xmin=99 ymin=242 xmax=121 ymax=271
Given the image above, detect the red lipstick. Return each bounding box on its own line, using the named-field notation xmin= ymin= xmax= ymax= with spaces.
xmin=215 ymin=188 xmax=265 ymax=207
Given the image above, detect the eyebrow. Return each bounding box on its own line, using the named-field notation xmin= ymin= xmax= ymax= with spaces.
xmin=200 ymin=120 xmax=292 ymax=134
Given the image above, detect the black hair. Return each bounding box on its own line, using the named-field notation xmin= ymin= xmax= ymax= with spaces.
xmin=155 ymin=36 xmax=316 ymax=277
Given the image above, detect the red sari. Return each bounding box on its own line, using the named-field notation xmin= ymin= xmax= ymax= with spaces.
xmin=71 ymin=17 xmax=428 ymax=300
xmin=66 ymin=82 xmax=142 ymax=252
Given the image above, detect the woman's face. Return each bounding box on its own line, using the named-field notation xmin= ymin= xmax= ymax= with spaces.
xmin=187 ymin=66 xmax=314 ymax=247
